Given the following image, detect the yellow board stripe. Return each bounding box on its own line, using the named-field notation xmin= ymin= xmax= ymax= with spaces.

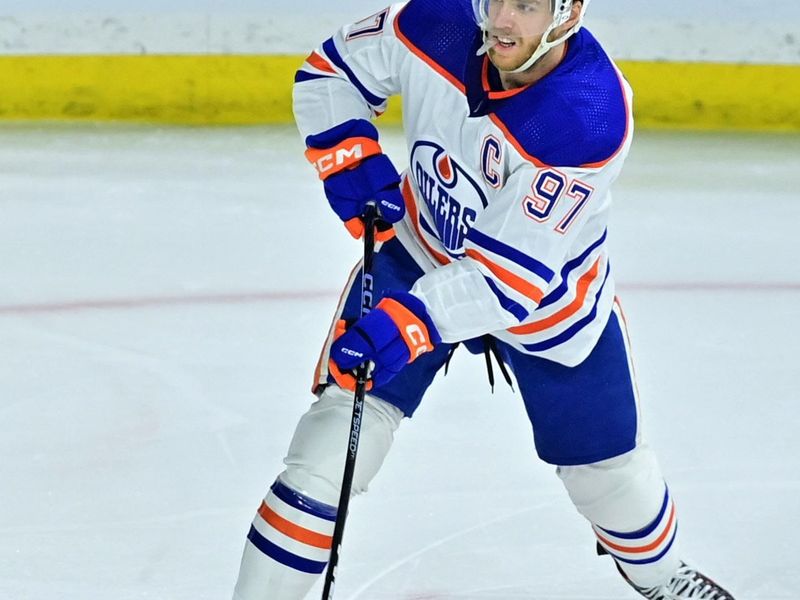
xmin=0 ymin=55 xmax=305 ymax=125
xmin=622 ymin=61 xmax=800 ymax=132
xmin=0 ymin=54 xmax=798 ymax=131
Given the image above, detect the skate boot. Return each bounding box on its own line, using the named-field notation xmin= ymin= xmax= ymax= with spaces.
xmin=629 ymin=562 xmax=735 ymax=599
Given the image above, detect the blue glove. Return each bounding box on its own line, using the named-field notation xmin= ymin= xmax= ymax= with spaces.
xmin=329 ymin=292 xmax=441 ymax=391
xmin=305 ymin=119 xmax=405 ymax=239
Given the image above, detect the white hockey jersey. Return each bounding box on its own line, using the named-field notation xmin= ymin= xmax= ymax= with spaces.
xmin=293 ymin=0 xmax=634 ymax=367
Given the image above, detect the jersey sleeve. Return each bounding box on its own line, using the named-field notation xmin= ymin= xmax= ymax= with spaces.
xmin=411 ymin=157 xmax=626 ymax=343
xmin=293 ymin=3 xmax=408 ymax=140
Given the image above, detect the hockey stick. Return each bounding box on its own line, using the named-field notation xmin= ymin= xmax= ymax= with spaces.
xmin=321 ymin=203 xmax=378 ymax=600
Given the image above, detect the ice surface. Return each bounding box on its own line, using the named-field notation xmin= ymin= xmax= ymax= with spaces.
xmin=0 ymin=124 xmax=798 ymax=599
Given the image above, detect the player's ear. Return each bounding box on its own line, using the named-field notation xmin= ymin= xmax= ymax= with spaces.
xmin=557 ymin=1 xmax=583 ymax=34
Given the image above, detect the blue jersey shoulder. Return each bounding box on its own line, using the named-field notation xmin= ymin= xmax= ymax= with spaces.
xmin=395 ymin=0 xmax=476 ymax=86
xmin=496 ymin=29 xmax=630 ymax=167
xmin=396 ymin=4 xmax=629 ymax=168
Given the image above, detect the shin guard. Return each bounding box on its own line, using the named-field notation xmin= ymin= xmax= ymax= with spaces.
xmin=558 ymin=444 xmax=681 ymax=588
xmin=233 ymin=479 xmax=335 ymax=600
xmin=233 ymin=386 xmax=403 ymax=600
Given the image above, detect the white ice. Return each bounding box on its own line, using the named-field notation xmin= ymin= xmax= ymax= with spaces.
xmin=1 ymin=124 xmax=798 ymax=600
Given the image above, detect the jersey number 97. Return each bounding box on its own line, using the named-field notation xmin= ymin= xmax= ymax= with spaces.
xmin=523 ymin=168 xmax=594 ymax=234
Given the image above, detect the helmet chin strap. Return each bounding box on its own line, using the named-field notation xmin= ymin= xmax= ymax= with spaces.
xmin=476 ymin=0 xmax=589 ymax=75
xmin=503 ymin=19 xmax=563 ymax=74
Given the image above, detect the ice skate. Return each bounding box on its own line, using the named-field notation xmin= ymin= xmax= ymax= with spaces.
xmin=629 ymin=562 xmax=735 ymax=600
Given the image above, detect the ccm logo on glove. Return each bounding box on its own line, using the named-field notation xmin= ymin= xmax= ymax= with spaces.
xmin=340 ymin=347 xmax=365 ymax=358
xmin=305 ymin=137 xmax=382 ymax=180
xmin=404 ymin=325 xmax=431 ymax=358
xmin=305 ymin=119 xmax=406 ymax=240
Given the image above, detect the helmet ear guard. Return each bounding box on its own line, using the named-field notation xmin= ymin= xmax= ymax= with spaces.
xmin=472 ymin=0 xmax=591 ymax=74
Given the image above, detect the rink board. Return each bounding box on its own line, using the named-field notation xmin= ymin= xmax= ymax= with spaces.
xmin=0 ymin=54 xmax=799 ymax=131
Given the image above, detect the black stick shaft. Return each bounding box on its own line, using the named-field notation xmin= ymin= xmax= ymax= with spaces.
xmin=321 ymin=205 xmax=378 ymax=600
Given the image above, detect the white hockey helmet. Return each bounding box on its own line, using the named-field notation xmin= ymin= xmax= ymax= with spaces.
xmin=472 ymin=0 xmax=590 ymax=73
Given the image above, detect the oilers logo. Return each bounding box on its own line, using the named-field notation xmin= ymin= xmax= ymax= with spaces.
xmin=410 ymin=141 xmax=488 ymax=255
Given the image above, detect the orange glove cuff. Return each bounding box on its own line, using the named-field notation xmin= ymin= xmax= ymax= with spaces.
xmin=344 ymin=218 xmax=396 ymax=242
xmin=328 ymin=319 xmax=374 ymax=392
xmin=375 ymin=298 xmax=435 ymax=363
xmin=304 ymin=137 xmax=383 ymax=181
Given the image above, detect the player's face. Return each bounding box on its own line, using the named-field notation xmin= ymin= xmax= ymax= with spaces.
xmin=485 ymin=0 xmax=554 ymax=71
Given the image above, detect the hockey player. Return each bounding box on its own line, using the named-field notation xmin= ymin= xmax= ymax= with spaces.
xmin=233 ymin=0 xmax=736 ymax=598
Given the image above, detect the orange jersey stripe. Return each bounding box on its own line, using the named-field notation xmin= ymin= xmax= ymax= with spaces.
xmin=612 ymin=296 xmax=641 ymax=400
xmin=508 ymin=257 xmax=602 ymax=334
xmin=401 ymin=178 xmax=451 ymax=266
xmin=482 ymin=57 xmax=527 ymax=100
xmin=258 ymin=502 xmax=333 ymax=550
xmin=465 ymin=248 xmax=545 ymax=304
xmin=393 ymin=6 xmax=466 ymax=94
xmin=596 ymin=504 xmax=676 ymax=555
xmin=488 ymin=113 xmax=548 ymax=168
xmin=306 ymin=51 xmax=337 ymax=74
xmin=480 ymin=48 xmax=567 ymax=101
xmin=488 ymin=65 xmax=629 ymax=170
xmin=311 ymin=263 xmax=361 ymax=393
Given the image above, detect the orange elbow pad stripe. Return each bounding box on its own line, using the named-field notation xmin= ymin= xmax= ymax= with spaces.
xmin=465 ymin=248 xmax=545 ymax=304
xmin=305 ymin=51 xmax=337 ymax=74
xmin=304 ymin=137 xmax=383 ymax=180
xmin=376 ymin=298 xmax=434 ymax=362
xmin=508 ymin=258 xmax=602 ymax=334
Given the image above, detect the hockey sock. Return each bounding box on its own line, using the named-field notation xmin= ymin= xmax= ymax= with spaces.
xmin=593 ymin=484 xmax=680 ymax=587
xmin=233 ymin=478 xmax=335 ymax=600
xmin=233 ymin=387 xmax=403 ymax=599
xmin=558 ymin=445 xmax=681 ymax=588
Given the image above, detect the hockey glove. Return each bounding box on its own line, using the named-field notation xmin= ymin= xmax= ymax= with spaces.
xmin=329 ymin=292 xmax=441 ymax=391
xmin=305 ymin=119 xmax=405 ymax=241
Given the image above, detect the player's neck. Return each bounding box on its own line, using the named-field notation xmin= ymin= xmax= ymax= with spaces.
xmin=498 ymin=43 xmax=567 ymax=91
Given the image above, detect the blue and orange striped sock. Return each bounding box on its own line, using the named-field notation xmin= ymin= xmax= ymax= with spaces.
xmin=233 ymin=478 xmax=336 ymax=600
xmin=594 ymin=486 xmax=681 ymax=588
